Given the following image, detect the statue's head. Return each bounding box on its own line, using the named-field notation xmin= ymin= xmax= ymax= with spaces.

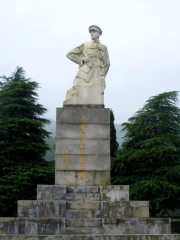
xmin=89 ymin=25 xmax=102 ymax=40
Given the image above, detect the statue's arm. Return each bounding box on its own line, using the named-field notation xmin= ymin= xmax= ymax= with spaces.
xmin=104 ymin=47 xmax=110 ymax=76
xmin=66 ymin=44 xmax=83 ymax=65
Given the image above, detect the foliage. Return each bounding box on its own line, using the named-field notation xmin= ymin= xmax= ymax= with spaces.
xmin=110 ymin=109 xmax=119 ymax=157
xmin=0 ymin=67 xmax=54 ymax=217
xmin=111 ymin=91 xmax=180 ymax=216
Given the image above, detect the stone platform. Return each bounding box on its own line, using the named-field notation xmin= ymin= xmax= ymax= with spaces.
xmin=0 ymin=185 xmax=173 ymax=237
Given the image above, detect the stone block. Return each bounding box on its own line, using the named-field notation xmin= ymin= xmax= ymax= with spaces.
xmin=67 ymin=186 xmax=99 ymax=193
xmin=66 ymin=210 xmax=101 ymax=218
xmin=99 ymin=201 xmax=149 ymax=218
xmin=100 ymin=185 xmax=129 ymax=201
xmin=0 ymin=218 xmax=17 ymax=234
xmin=56 ymin=123 xmax=110 ymax=139
xmin=66 ymin=201 xmax=100 ymax=210
xmin=18 ymin=200 xmax=66 ymax=218
xmin=66 ymin=218 xmax=102 ymax=227
xmin=55 ymin=154 xmax=110 ymax=171
xmin=37 ymin=185 xmax=66 ymax=200
xmin=56 ymin=139 xmax=110 ymax=154
xmin=56 ymin=108 xmax=110 ymax=124
xmin=65 ymin=227 xmax=103 ymax=235
xmin=102 ymin=218 xmax=171 ymax=234
xmin=17 ymin=218 xmax=66 ymax=235
xmin=66 ymin=193 xmax=100 ymax=201
xmin=55 ymin=171 xmax=110 ymax=186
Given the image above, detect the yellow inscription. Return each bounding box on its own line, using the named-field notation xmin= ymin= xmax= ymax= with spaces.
xmin=80 ymin=163 xmax=87 ymax=170
xmin=80 ymin=148 xmax=85 ymax=154
xmin=80 ymin=156 xmax=86 ymax=162
xmin=64 ymin=160 xmax=69 ymax=165
xmin=64 ymin=149 xmax=69 ymax=154
xmin=80 ymin=132 xmax=86 ymax=138
xmin=80 ymin=115 xmax=85 ymax=121
xmin=79 ymin=140 xmax=85 ymax=146
xmin=64 ymin=155 xmax=69 ymax=159
xmin=80 ymin=124 xmax=86 ymax=129
xmin=79 ymin=171 xmax=87 ymax=179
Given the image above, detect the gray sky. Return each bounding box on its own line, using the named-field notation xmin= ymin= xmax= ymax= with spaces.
xmin=0 ymin=0 xmax=180 ymax=123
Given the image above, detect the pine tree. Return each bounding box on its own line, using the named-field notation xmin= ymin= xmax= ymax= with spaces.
xmin=110 ymin=109 xmax=119 ymax=157
xmin=0 ymin=67 xmax=54 ymax=216
xmin=112 ymin=91 xmax=180 ymax=216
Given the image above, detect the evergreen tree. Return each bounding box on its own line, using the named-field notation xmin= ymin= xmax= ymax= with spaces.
xmin=0 ymin=67 xmax=54 ymax=217
xmin=110 ymin=109 xmax=119 ymax=157
xmin=112 ymin=91 xmax=180 ymax=216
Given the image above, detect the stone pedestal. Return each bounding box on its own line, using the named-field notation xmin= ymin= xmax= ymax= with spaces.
xmin=55 ymin=106 xmax=110 ymax=185
xmin=0 ymin=105 xmax=179 ymax=239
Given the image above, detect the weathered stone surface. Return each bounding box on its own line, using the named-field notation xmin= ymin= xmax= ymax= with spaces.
xmin=56 ymin=108 xmax=110 ymax=124
xmin=18 ymin=201 xmax=66 ymax=218
xmin=56 ymin=139 xmax=110 ymax=154
xmin=56 ymin=124 xmax=109 ymax=139
xmin=67 ymin=186 xmax=99 ymax=193
xmin=66 ymin=201 xmax=100 ymax=210
xmin=0 ymin=218 xmax=66 ymax=235
xmin=19 ymin=218 xmax=65 ymax=235
xmin=66 ymin=218 xmax=102 ymax=227
xmin=65 ymin=227 xmax=103 ymax=235
xmin=66 ymin=193 xmax=100 ymax=201
xmin=55 ymin=154 xmax=110 ymax=171
xmin=37 ymin=185 xmax=66 ymax=200
xmin=102 ymin=218 xmax=171 ymax=234
xmin=0 ymin=235 xmax=180 ymax=240
xmin=55 ymin=171 xmax=110 ymax=186
xmin=0 ymin=218 xmax=17 ymax=234
xmin=99 ymin=201 xmax=149 ymax=218
xmin=66 ymin=210 xmax=101 ymax=218
xmin=100 ymin=185 xmax=129 ymax=201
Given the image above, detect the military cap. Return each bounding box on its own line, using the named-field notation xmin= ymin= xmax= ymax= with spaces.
xmin=89 ymin=25 xmax=102 ymax=35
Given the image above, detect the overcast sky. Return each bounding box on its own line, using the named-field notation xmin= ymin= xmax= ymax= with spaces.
xmin=0 ymin=0 xmax=180 ymax=123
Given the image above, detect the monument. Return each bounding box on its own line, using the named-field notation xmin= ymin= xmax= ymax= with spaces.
xmin=64 ymin=25 xmax=110 ymax=105
xmin=0 ymin=26 xmax=179 ymax=240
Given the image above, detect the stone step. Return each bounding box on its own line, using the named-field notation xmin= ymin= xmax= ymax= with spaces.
xmin=18 ymin=200 xmax=66 ymax=218
xmin=0 ymin=217 xmax=171 ymax=235
xmin=37 ymin=185 xmax=129 ymax=201
xmin=0 ymin=217 xmax=66 ymax=235
xmin=67 ymin=186 xmax=100 ymax=193
xmin=0 ymin=235 xmax=179 ymax=240
xmin=100 ymin=201 xmax=149 ymax=218
xmin=66 ymin=201 xmax=149 ymax=218
xmin=66 ymin=210 xmax=101 ymax=218
xmin=102 ymin=218 xmax=171 ymax=234
xmin=66 ymin=218 xmax=102 ymax=227
xmin=67 ymin=201 xmax=101 ymax=210
xmin=65 ymin=227 xmax=103 ymax=235
xmin=66 ymin=193 xmax=101 ymax=201
xmin=18 ymin=200 xmax=149 ymax=218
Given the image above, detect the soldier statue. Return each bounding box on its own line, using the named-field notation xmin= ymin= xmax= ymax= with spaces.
xmin=63 ymin=25 xmax=110 ymax=105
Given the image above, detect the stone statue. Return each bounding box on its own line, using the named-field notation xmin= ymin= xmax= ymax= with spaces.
xmin=63 ymin=25 xmax=110 ymax=105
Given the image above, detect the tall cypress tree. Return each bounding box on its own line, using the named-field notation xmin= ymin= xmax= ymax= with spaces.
xmin=0 ymin=67 xmax=54 ymax=216
xmin=110 ymin=109 xmax=119 ymax=157
xmin=112 ymin=91 xmax=180 ymax=216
